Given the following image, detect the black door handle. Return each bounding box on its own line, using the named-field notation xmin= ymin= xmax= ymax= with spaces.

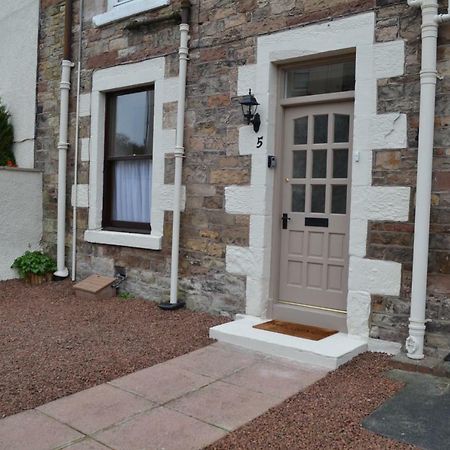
xmin=282 ymin=213 xmax=291 ymax=229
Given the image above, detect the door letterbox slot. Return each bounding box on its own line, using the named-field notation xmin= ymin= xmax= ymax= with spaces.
xmin=305 ymin=217 xmax=329 ymax=227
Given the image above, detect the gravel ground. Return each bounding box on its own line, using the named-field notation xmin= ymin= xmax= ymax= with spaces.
xmin=0 ymin=279 xmax=228 ymax=419
xmin=206 ymin=353 xmax=416 ymax=450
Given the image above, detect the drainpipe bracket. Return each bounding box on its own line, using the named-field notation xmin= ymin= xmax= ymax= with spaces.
xmin=435 ymin=13 xmax=450 ymax=24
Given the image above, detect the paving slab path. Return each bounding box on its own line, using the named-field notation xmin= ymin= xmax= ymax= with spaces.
xmin=0 ymin=342 xmax=328 ymax=450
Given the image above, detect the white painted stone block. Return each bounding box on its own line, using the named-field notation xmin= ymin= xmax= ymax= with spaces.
xmin=225 ymin=185 xmax=269 ymax=215
xmin=374 ymin=40 xmax=405 ymax=79
xmin=79 ymin=93 xmax=91 ymax=117
xmin=346 ymin=290 xmax=372 ymax=337
xmin=246 ymin=277 xmax=270 ymax=318
xmin=348 ymin=257 xmax=402 ymax=296
xmin=352 ymin=186 xmax=410 ymax=221
xmin=81 ymin=138 xmax=90 ymax=162
xmin=370 ymin=113 xmax=407 ymax=149
xmin=71 ymin=184 xmax=89 ymax=208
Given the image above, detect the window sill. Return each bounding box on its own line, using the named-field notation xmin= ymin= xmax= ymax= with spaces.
xmin=93 ymin=0 xmax=170 ymax=27
xmin=84 ymin=229 xmax=162 ymax=250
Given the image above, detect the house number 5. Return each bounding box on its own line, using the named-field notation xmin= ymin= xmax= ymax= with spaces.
xmin=256 ymin=136 xmax=263 ymax=149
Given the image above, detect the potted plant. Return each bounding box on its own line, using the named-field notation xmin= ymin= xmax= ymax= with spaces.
xmin=0 ymin=100 xmax=16 ymax=167
xmin=11 ymin=251 xmax=57 ymax=285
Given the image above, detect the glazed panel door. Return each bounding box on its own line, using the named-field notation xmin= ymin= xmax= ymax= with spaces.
xmin=277 ymin=102 xmax=353 ymax=321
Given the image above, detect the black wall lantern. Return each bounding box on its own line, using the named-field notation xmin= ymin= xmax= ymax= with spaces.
xmin=239 ymin=89 xmax=261 ymax=133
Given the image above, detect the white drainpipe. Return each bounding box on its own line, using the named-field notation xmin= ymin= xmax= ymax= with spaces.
xmin=54 ymin=59 xmax=73 ymax=278
xmin=168 ymin=12 xmax=190 ymax=306
xmin=406 ymin=0 xmax=450 ymax=359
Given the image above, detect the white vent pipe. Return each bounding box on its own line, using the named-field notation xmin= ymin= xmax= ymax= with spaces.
xmin=71 ymin=0 xmax=84 ymax=281
xmin=406 ymin=0 xmax=450 ymax=359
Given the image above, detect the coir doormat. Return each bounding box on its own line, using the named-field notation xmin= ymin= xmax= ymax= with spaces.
xmin=253 ymin=320 xmax=338 ymax=341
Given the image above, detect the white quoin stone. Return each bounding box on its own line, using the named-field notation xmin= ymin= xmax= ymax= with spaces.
xmin=71 ymin=184 xmax=89 ymax=208
xmin=226 ymin=12 xmax=410 ymax=341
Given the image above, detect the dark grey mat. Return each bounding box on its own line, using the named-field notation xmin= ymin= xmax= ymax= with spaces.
xmin=363 ymin=370 xmax=450 ymax=450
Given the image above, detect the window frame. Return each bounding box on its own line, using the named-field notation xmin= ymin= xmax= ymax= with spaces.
xmin=102 ymin=85 xmax=154 ymax=234
xmin=85 ymin=58 xmax=183 ymax=251
xmin=94 ymin=0 xmax=170 ymax=27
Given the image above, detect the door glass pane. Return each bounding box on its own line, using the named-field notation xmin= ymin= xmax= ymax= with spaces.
xmin=285 ymin=60 xmax=356 ymax=98
xmin=333 ymin=149 xmax=348 ymax=178
xmin=334 ymin=114 xmax=350 ymax=143
xmin=292 ymin=185 xmax=305 ymax=212
xmin=314 ymin=115 xmax=328 ymax=143
xmin=331 ymin=185 xmax=347 ymax=214
xmin=312 ymin=150 xmax=327 ymax=178
xmin=311 ymin=185 xmax=326 ymax=213
xmin=294 ymin=117 xmax=308 ymax=144
xmin=293 ymin=150 xmax=307 ymax=178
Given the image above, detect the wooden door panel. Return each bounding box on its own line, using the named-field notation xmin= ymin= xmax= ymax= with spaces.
xmin=277 ymin=102 xmax=353 ymax=314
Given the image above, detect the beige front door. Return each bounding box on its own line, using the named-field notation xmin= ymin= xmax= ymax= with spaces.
xmin=273 ymin=102 xmax=353 ymax=331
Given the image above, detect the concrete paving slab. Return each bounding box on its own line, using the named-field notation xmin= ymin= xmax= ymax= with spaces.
xmin=94 ymin=406 xmax=226 ymax=450
xmin=363 ymin=369 xmax=450 ymax=450
xmin=166 ymin=380 xmax=277 ymax=431
xmin=165 ymin=342 xmax=263 ymax=379
xmin=0 ymin=410 xmax=82 ymax=450
xmin=222 ymin=359 xmax=327 ymax=399
xmin=109 ymin=363 xmax=213 ymax=404
xmin=62 ymin=438 xmax=111 ymax=449
xmin=38 ymin=383 xmax=155 ymax=435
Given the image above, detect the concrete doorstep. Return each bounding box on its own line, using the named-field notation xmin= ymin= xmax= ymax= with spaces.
xmin=0 ymin=343 xmax=328 ymax=450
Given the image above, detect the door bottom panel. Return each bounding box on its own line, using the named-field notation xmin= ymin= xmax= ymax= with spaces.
xmin=273 ymin=302 xmax=347 ymax=332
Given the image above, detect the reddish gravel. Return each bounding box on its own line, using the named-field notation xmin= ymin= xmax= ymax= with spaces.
xmin=0 ymin=279 xmax=228 ymax=419
xmin=206 ymin=353 xmax=416 ymax=450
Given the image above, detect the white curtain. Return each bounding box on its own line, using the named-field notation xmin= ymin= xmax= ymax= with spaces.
xmin=112 ymin=159 xmax=152 ymax=223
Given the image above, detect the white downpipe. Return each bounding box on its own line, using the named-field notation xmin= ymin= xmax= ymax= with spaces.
xmin=55 ymin=59 xmax=73 ymax=278
xmin=169 ymin=23 xmax=190 ymax=304
xmin=406 ymin=0 xmax=450 ymax=359
xmin=71 ymin=0 xmax=84 ymax=282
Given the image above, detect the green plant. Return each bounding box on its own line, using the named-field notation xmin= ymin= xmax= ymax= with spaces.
xmin=118 ymin=291 xmax=135 ymax=300
xmin=0 ymin=101 xmax=15 ymax=167
xmin=11 ymin=251 xmax=57 ymax=278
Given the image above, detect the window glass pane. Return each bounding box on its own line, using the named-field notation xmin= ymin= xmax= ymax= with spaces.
xmin=331 ymin=185 xmax=347 ymax=214
xmin=333 ymin=149 xmax=348 ymax=178
xmin=334 ymin=114 xmax=350 ymax=143
xmin=294 ymin=117 xmax=308 ymax=144
xmin=292 ymin=185 xmax=305 ymax=212
xmin=286 ymin=60 xmax=355 ymax=98
xmin=293 ymin=150 xmax=306 ymax=178
xmin=314 ymin=115 xmax=328 ymax=144
xmin=109 ymin=90 xmax=154 ymax=158
xmin=312 ymin=150 xmax=327 ymax=178
xmin=311 ymin=185 xmax=326 ymax=213
xmin=112 ymin=159 xmax=152 ymax=222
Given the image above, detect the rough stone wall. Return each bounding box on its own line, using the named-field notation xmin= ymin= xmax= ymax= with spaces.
xmin=36 ymin=0 xmax=449 ymax=350
xmin=370 ymin=2 xmax=450 ymax=355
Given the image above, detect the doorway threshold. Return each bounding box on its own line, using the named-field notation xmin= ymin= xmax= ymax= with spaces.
xmin=210 ymin=315 xmax=367 ymax=370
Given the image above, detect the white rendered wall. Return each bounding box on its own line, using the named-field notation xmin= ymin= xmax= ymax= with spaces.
xmin=0 ymin=0 xmax=39 ymax=168
xmin=0 ymin=169 xmax=43 ymax=280
xmin=228 ymin=12 xmax=410 ymax=339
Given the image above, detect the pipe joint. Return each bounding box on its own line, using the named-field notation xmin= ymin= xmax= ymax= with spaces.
xmin=407 ymin=0 xmax=422 ymax=7
xmin=174 ymin=145 xmax=185 ymax=157
xmin=57 ymin=142 xmax=69 ymax=151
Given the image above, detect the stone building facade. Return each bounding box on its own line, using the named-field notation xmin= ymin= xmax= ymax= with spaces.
xmin=35 ymin=0 xmax=450 ymax=355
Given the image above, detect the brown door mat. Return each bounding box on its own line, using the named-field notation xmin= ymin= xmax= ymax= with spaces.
xmin=253 ymin=320 xmax=338 ymax=341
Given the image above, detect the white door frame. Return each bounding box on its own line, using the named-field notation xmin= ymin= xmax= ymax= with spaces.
xmin=225 ymin=12 xmax=409 ymax=339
